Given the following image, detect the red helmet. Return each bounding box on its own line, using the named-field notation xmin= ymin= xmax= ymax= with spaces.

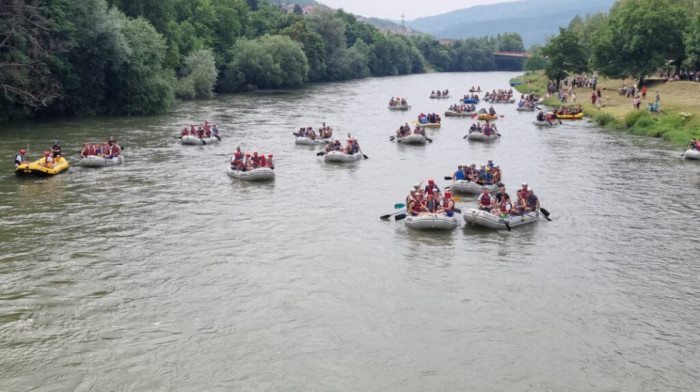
xmin=253 ymin=152 xmax=258 ymax=155
xmin=245 ymin=153 xmax=251 ymax=157
xmin=44 ymin=151 xmax=50 ymax=156
xmin=428 ymin=179 xmax=434 ymax=184
xmin=20 ymin=149 xmax=26 ymax=154
xmin=235 ymin=152 xmax=242 ymax=157
xmin=268 ymin=154 xmax=273 ymax=158
xmin=334 ymin=140 xmax=340 ymax=143
xmin=445 ymin=191 xmax=452 ymax=197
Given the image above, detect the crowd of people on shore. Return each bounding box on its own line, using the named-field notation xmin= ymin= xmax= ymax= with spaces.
xmin=80 ymin=136 xmax=121 ymax=159
xmin=230 ymin=147 xmax=274 ymax=171
xmin=418 ymin=113 xmax=441 ymax=124
xmin=453 ymin=160 xmax=502 ymax=185
xmin=477 ymin=183 xmax=539 ymax=218
xmin=294 ymin=123 xmax=333 ymax=139
xmin=388 ymin=97 xmax=409 ymax=107
xmin=180 ymin=121 xmax=220 ymax=140
xmin=406 ymin=180 xmax=455 ymax=216
xmin=430 ymin=89 xmax=449 ymax=96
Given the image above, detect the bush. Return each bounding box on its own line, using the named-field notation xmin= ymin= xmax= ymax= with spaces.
xmin=593 ymin=111 xmax=617 ymax=127
xmin=624 ymin=110 xmax=648 ymax=127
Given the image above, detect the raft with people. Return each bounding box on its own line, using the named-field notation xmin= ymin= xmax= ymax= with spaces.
xmin=683 ymin=148 xmax=700 ymax=160
xmin=429 ymin=90 xmax=449 ymax=99
xmin=404 ymin=213 xmax=459 ymax=230
xmin=227 ymin=167 xmax=275 ymax=181
xmin=396 ymin=133 xmax=427 ymax=145
xmin=463 ymin=208 xmax=539 ymax=230
xmin=451 ymin=181 xmax=499 ymax=195
xmin=324 ymin=150 xmax=363 ymax=162
xmin=180 ymin=135 xmax=220 ymax=145
xmin=467 ymin=130 xmax=499 ymax=141
xmin=388 ymin=104 xmax=411 ymax=111
xmin=15 ymin=156 xmax=69 ymax=176
xmin=77 ymin=155 xmax=124 ymax=167
xmin=444 ymin=110 xmax=474 ymax=117
xmin=554 ymin=112 xmax=584 ymax=120
xmin=533 ymin=120 xmax=560 ymax=127
xmin=477 ymin=114 xmax=498 ymax=121
xmin=295 ymin=136 xmax=330 ymax=145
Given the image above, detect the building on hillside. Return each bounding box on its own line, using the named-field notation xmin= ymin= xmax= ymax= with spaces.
xmin=439 ymin=38 xmax=455 ymax=45
xmin=279 ymin=3 xmax=316 ymax=15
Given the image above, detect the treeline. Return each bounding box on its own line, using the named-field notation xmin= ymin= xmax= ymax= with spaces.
xmin=0 ymin=0 xmax=524 ymax=121
xmin=525 ymin=0 xmax=700 ymax=87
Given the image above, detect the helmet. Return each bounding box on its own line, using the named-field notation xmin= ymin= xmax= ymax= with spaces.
xmin=246 ymin=153 xmax=251 ymax=157
xmin=43 ymin=151 xmax=50 ymax=156
xmin=253 ymin=152 xmax=258 ymax=155
xmin=20 ymin=149 xmax=26 ymax=154
xmin=334 ymin=139 xmax=340 ymax=143
xmin=445 ymin=191 xmax=452 ymax=197
xmin=268 ymin=154 xmax=273 ymax=158
xmin=428 ymin=179 xmax=434 ymax=184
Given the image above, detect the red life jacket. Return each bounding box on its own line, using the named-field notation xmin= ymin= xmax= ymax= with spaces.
xmin=111 ymin=145 xmax=121 ymax=155
xmin=479 ymin=194 xmax=491 ymax=206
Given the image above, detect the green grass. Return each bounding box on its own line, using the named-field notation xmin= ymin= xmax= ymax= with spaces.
xmin=514 ymin=71 xmax=700 ymax=146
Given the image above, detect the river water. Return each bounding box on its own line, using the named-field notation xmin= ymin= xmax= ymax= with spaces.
xmin=1 ymin=72 xmax=699 ymax=391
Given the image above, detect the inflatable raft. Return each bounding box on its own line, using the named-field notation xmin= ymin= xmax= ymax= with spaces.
xmin=554 ymin=112 xmax=583 ymax=119
xmin=15 ymin=156 xmax=69 ymax=177
xmin=77 ymin=155 xmax=124 ymax=167
xmin=444 ymin=110 xmax=475 ymax=117
xmin=396 ymin=134 xmax=427 ymax=145
xmin=324 ymin=150 xmax=363 ymax=162
xmin=477 ymin=114 xmax=498 ymax=121
xmin=463 ymin=98 xmax=480 ymax=104
xmin=295 ymin=136 xmax=330 ymax=145
xmin=417 ymin=122 xmax=441 ymax=128
xmin=487 ymin=98 xmax=515 ymax=104
xmin=467 ymin=131 xmax=499 ymax=141
xmin=683 ymin=149 xmax=700 ymax=160
xmin=404 ymin=213 xmax=459 ymax=230
xmin=429 ymin=94 xmax=450 ymax=99
xmin=469 ymin=89 xmax=481 ymax=92
xmin=388 ymin=105 xmax=411 ymax=111
xmin=463 ymin=208 xmax=539 ymax=230
xmin=227 ymin=167 xmax=275 ymax=181
xmin=516 ymin=106 xmax=537 ymax=111
xmin=533 ymin=120 xmax=559 ymax=127
xmin=180 ymin=135 xmax=220 ymax=145
xmin=450 ymin=181 xmax=499 ymax=195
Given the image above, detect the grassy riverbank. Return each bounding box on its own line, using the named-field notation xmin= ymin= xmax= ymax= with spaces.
xmin=512 ymin=72 xmax=700 ymax=146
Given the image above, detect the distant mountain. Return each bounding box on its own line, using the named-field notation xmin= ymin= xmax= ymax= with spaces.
xmin=406 ymin=0 xmax=616 ymax=47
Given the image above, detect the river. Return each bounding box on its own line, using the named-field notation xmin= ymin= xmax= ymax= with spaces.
xmin=1 ymin=71 xmax=699 ymax=391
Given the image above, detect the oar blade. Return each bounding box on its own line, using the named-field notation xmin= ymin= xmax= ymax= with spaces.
xmin=394 ymin=203 xmax=406 ymax=209
xmin=380 ymin=214 xmax=392 ymax=220
xmin=394 ymin=213 xmax=407 ymax=221
xmin=444 ymin=176 xmax=453 ymax=181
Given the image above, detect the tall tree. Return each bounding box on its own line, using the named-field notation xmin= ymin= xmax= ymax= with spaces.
xmin=541 ymin=27 xmax=587 ymax=89
xmin=684 ymin=12 xmax=700 ymax=69
xmin=591 ymin=0 xmax=689 ymax=87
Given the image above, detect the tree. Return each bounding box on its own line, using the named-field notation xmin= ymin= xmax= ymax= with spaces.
xmin=307 ymin=9 xmax=350 ymax=80
xmin=523 ymin=55 xmax=545 ymax=71
xmin=684 ymin=12 xmax=700 ymax=69
xmin=0 ymin=0 xmax=65 ymax=120
xmin=591 ymin=0 xmax=689 ymax=88
xmin=541 ymin=27 xmax=587 ymax=89
xmin=497 ymin=32 xmax=524 ymax=52
xmin=176 ymin=49 xmax=218 ymax=99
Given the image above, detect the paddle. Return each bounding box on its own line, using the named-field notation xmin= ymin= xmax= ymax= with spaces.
xmin=380 ymin=203 xmax=407 ymax=220
xmin=316 ymin=151 xmax=326 ymax=156
xmin=395 ymin=213 xmax=407 ymax=221
xmin=389 ymin=135 xmax=395 ymax=141
xmin=214 ymin=134 xmax=221 ymax=141
xmin=425 ymin=136 xmax=433 ymax=143
xmin=444 ymin=176 xmax=453 ymax=180
xmin=539 ymin=207 xmax=552 ymax=221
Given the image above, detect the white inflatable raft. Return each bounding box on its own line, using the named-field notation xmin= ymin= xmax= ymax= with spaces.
xmin=77 ymin=155 xmax=124 ymax=167
xmin=450 ymin=181 xmax=499 ymax=195
xmin=683 ymin=149 xmax=700 ymax=160
xmin=404 ymin=213 xmax=459 ymax=230
xmin=516 ymin=106 xmax=537 ymax=111
xmin=295 ymin=136 xmax=330 ymax=145
xmin=388 ymin=105 xmax=411 ymax=111
xmin=463 ymin=208 xmax=539 ymax=230
xmin=444 ymin=110 xmax=475 ymax=117
xmin=324 ymin=150 xmax=363 ymax=162
xmin=429 ymin=94 xmax=450 ymax=99
xmin=533 ymin=120 xmax=559 ymax=127
xmin=227 ymin=167 xmax=275 ymax=181
xmin=467 ymin=131 xmax=499 ymax=141
xmin=180 ymin=135 xmax=220 ymax=145
xmin=397 ymin=134 xmax=427 ymax=145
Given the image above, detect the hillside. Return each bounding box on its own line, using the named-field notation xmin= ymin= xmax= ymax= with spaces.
xmin=407 ymin=0 xmax=616 ymax=47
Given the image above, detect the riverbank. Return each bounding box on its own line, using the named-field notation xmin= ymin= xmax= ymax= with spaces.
xmin=512 ymin=72 xmax=700 ymax=146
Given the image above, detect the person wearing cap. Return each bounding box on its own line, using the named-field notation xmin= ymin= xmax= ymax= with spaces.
xmin=15 ymin=149 xmax=28 ymax=167
xmin=526 ymin=188 xmax=540 ymax=212
xmin=520 ymin=183 xmax=529 ymax=198
xmin=40 ymin=151 xmax=54 ymax=168
xmin=477 ymin=187 xmax=493 ymax=212
xmin=478 ymin=166 xmax=494 ymax=185
xmin=454 ymin=165 xmax=465 ymax=180
xmin=259 ymin=154 xmax=267 ymax=167
xmin=231 ymin=151 xmax=244 ymax=170
xmin=51 ymin=141 xmax=61 ymax=158
xmin=423 ymin=179 xmax=440 ymax=195
xmin=486 ymin=159 xmax=495 ymax=169
xmin=249 ymin=152 xmax=261 ymax=169
xmin=266 ymin=154 xmax=274 ymax=169
xmin=442 ymin=190 xmax=455 ymax=216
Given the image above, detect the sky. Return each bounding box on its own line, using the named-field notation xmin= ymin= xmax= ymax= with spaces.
xmin=316 ymin=0 xmax=520 ymax=20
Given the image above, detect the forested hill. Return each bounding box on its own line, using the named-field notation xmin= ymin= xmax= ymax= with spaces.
xmin=407 ymin=0 xmax=616 ymax=47
xmin=1 ymin=0 xmax=527 ymax=122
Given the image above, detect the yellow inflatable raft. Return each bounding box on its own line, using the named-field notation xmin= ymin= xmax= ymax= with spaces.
xmin=15 ymin=156 xmax=70 ymax=177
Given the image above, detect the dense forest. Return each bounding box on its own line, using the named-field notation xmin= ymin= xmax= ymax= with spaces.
xmin=0 ymin=0 xmax=524 ymax=121
xmin=526 ymin=0 xmax=700 ymax=87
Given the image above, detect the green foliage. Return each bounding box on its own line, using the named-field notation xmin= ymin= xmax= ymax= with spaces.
xmin=523 ymin=54 xmax=545 ymax=71
xmin=624 ymin=109 xmax=648 ymax=128
xmin=591 ymin=0 xmax=689 ymax=84
xmin=224 ymin=35 xmax=308 ymax=90
xmin=592 ymin=111 xmax=617 ymax=127
xmin=497 ymin=32 xmax=524 ymax=52
xmin=684 ymin=13 xmax=700 ymax=69
xmin=177 ymin=49 xmax=218 ymax=99
xmin=542 ymin=27 xmax=587 ymax=86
